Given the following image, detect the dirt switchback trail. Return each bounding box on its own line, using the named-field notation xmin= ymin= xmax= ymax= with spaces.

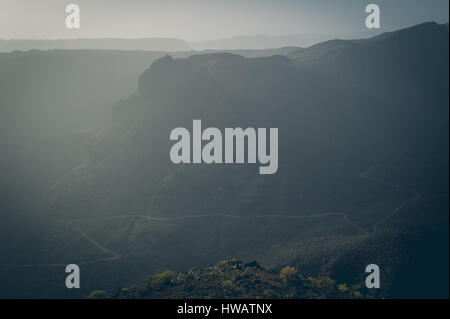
xmin=359 ymin=165 xmax=421 ymax=233
xmin=0 ymin=165 xmax=422 ymax=267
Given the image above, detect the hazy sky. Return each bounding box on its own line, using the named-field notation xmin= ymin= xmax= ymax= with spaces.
xmin=1 ymin=0 xmax=448 ymax=41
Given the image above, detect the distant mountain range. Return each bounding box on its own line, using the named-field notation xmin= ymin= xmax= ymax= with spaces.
xmin=3 ymin=24 xmax=448 ymax=53
xmin=0 ymin=38 xmax=190 ymax=52
xmin=0 ymin=31 xmax=382 ymax=52
xmin=188 ymin=31 xmax=379 ymax=50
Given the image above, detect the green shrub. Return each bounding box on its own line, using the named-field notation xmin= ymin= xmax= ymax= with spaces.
xmin=222 ymin=280 xmax=233 ymax=288
xmin=337 ymin=284 xmax=349 ymax=293
xmin=280 ymin=266 xmax=298 ymax=283
xmin=87 ymin=290 xmax=107 ymax=299
xmin=152 ymin=270 xmax=176 ymax=287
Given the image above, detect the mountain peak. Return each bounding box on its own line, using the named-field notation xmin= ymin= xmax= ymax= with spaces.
xmin=359 ymin=21 xmax=448 ymax=46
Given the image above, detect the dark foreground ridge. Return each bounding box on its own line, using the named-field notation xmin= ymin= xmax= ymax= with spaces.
xmin=90 ymin=259 xmax=368 ymax=299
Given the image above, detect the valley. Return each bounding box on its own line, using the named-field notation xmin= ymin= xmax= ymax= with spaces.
xmin=0 ymin=22 xmax=448 ymax=299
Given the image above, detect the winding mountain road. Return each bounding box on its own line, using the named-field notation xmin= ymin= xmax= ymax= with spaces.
xmin=359 ymin=165 xmax=422 ymax=233
xmin=0 ymin=164 xmax=423 ymax=267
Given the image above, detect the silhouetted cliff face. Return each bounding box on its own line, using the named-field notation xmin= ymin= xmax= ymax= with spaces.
xmin=133 ymin=53 xmax=293 ymax=125
xmin=50 ymin=22 xmax=448 ymax=221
